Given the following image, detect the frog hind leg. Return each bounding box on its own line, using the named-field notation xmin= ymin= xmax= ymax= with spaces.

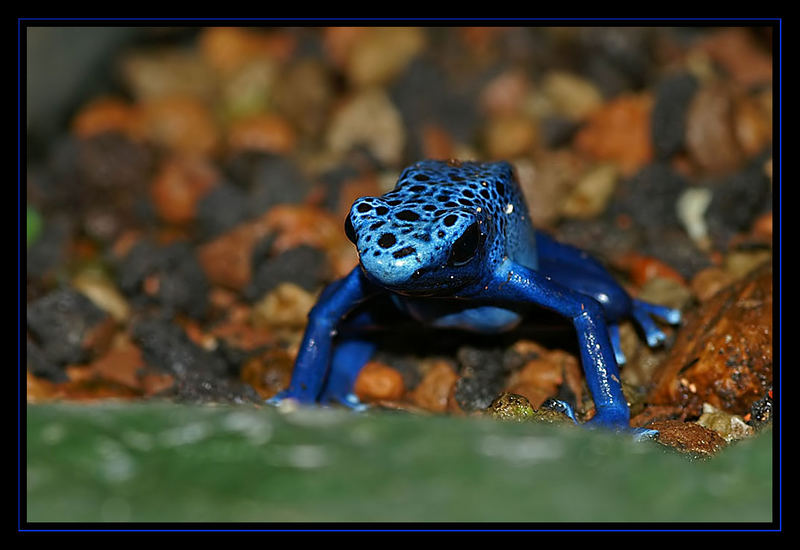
xmin=535 ymin=232 xmax=681 ymax=351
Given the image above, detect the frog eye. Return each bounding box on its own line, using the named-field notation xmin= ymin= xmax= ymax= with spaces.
xmin=344 ymin=214 xmax=357 ymax=244
xmin=447 ymin=222 xmax=482 ymax=267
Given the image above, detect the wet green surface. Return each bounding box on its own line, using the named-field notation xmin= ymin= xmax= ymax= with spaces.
xmin=25 ymin=403 xmax=774 ymax=524
xmin=26 ymin=205 xmax=42 ymax=247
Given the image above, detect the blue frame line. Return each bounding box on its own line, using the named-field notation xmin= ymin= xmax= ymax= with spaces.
xmin=18 ymin=17 xmax=781 ymax=534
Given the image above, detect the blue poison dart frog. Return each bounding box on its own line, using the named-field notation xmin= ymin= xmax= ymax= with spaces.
xmin=271 ymin=160 xmax=680 ymax=433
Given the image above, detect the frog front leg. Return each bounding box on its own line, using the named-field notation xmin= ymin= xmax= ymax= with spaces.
xmin=481 ymin=260 xmax=630 ymax=430
xmin=272 ymin=266 xmax=380 ymax=404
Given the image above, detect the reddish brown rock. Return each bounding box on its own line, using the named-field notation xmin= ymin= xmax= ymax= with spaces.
xmin=227 ymin=113 xmax=297 ymax=155
xmin=506 ymin=341 xmax=585 ymax=410
xmin=322 ymin=27 xmax=369 ymax=69
xmin=751 ymin=212 xmax=773 ymax=242
xmin=199 ymin=204 xmax=352 ymax=291
xmin=631 ymin=404 xmax=689 ymax=428
xmin=210 ymin=315 xmax=274 ymax=352
xmin=506 ymin=354 xmax=566 ymax=409
xmin=199 ymin=27 xmax=295 ymax=74
xmin=733 ymin=93 xmax=773 ymax=157
xmin=334 ymin=173 xmax=382 ymax=222
xmin=27 ymin=372 xmax=57 ymax=403
xmin=574 ymin=93 xmax=654 ymax=176
xmin=80 ymin=315 xmax=118 ymax=360
xmin=421 ymin=124 xmax=457 ymax=161
xmin=89 ymin=337 xmax=147 ymax=389
xmin=272 ymin=59 xmax=334 ymax=137
xmin=648 ymin=261 xmax=772 ymax=418
xmin=252 ymin=282 xmax=317 ymax=329
xmin=150 ymin=155 xmax=220 ymax=225
xmin=685 ymin=83 xmax=743 ymax=175
xmin=196 ymin=212 xmax=273 ymax=290
xmin=480 ymin=70 xmax=530 ymax=117
xmin=618 ymin=252 xmax=686 ymax=288
xmin=342 ymin=27 xmax=426 ymax=88
xmin=514 ymin=151 xmax=587 ymax=228
xmin=647 ymin=419 xmax=727 ymax=458
xmin=72 ymin=97 xmax=142 ymax=140
xmin=264 ymin=204 xmax=347 ymax=255
xmin=484 ymin=114 xmax=538 ymax=160
xmin=354 ymin=361 xmax=406 ymax=402
xmin=697 ymin=28 xmax=772 ymax=88
xmin=408 ymin=361 xmax=459 ymax=414
xmin=139 ymin=95 xmax=219 ymax=156
xmin=240 ymin=347 xmax=295 ymax=399
xmin=690 ymin=267 xmax=736 ymax=302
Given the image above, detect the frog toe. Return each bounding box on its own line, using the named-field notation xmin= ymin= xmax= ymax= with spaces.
xmin=608 ymin=323 xmax=626 ymax=365
xmin=631 ymin=427 xmax=659 ymax=442
xmin=266 ymin=389 xmax=309 ymax=407
xmin=631 ymin=300 xmax=680 ymax=348
xmin=634 ymin=313 xmax=667 ymax=347
xmin=633 ymin=299 xmax=681 ymax=325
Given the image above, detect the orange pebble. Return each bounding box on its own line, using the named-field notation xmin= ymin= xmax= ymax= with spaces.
xmin=197 ymin=213 xmax=273 ymax=290
xmin=408 ymin=361 xmax=459 ymax=413
xmin=622 ymin=252 xmax=686 ymax=287
xmin=752 ymin=212 xmax=772 ymax=240
xmin=322 ymin=27 xmax=369 ymax=68
xmin=89 ymin=338 xmax=146 ymax=389
xmin=421 ymin=124 xmax=456 ymax=161
xmin=150 ymin=155 xmax=219 ymax=224
xmin=227 ymin=113 xmax=296 ymax=155
xmin=354 ymin=361 xmax=406 ymax=401
xmin=575 ymin=93 xmax=654 ymax=176
xmin=27 ymin=372 xmax=57 ymax=403
xmin=264 ymin=204 xmax=346 ymax=254
xmin=139 ymin=95 xmax=219 ymax=156
xmin=200 ymin=27 xmax=296 ymax=73
xmin=72 ymin=97 xmax=141 ymax=140
xmin=335 ymin=174 xmax=382 ymax=221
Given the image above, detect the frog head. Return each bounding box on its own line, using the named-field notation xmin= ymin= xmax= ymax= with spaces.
xmin=344 ymin=160 xmax=512 ymax=295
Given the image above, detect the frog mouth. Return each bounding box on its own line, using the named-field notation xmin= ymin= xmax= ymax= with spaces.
xmin=359 ymin=264 xmax=440 ymax=296
xmin=391 ymin=267 xmax=470 ymax=297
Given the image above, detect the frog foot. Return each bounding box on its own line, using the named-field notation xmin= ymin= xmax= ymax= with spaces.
xmin=573 ymin=405 xmax=658 ymax=441
xmin=631 ymin=299 xmax=682 ymax=348
xmin=265 ymin=389 xmax=309 ymax=408
xmin=631 ymin=427 xmax=659 ymax=442
xmin=540 ymin=398 xmax=579 ymax=424
xmin=267 ymin=388 xmax=369 ymax=412
xmin=319 ymin=390 xmax=369 ymax=412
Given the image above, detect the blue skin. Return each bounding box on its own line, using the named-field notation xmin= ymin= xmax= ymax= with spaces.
xmin=272 ymin=160 xmax=680 ymax=432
